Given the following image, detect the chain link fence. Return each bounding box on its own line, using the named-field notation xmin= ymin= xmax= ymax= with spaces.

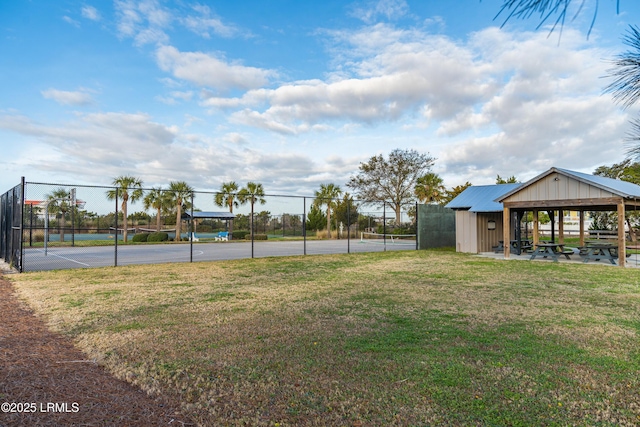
xmin=1 ymin=180 xmax=421 ymax=272
xmin=0 ymin=180 xmax=23 ymax=271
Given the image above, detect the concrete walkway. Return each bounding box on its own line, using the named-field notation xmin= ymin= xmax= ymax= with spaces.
xmin=477 ymin=251 xmax=640 ymax=268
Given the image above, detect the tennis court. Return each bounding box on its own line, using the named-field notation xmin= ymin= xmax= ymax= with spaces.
xmin=3 ymin=180 xmax=431 ymax=272
xmin=22 ymin=237 xmax=417 ymax=271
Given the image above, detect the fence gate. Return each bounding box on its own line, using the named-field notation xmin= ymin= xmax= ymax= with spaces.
xmin=0 ymin=181 xmax=23 ymax=272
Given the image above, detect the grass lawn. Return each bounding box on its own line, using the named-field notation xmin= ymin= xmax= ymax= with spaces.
xmin=8 ymin=250 xmax=640 ymax=426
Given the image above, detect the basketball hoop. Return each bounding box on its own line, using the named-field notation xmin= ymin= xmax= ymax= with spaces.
xmin=69 ymin=189 xmax=86 ymax=209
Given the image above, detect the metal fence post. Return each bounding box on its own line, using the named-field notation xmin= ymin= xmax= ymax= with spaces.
xmin=190 ymin=193 xmax=194 ymax=263
xmin=383 ymin=203 xmax=386 ymax=252
xmin=303 ymin=197 xmax=306 ymax=256
xmin=251 ymin=199 xmax=254 ymax=258
xmin=415 ymin=201 xmax=419 ymax=251
xmin=114 ymin=187 xmax=118 ymax=267
xmin=29 ymin=202 xmax=33 ymax=247
xmin=19 ymin=177 xmax=25 ymax=272
xmin=347 ymin=201 xmax=350 ymax=254
xmin=71 ymin=188 xmax=76 ymax=248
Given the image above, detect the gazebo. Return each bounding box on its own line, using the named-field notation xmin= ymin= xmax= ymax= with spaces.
xmin=496 ymin=167 xmax=640 ymax=267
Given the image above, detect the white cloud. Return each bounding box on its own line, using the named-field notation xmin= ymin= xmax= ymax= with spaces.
xmin=155 ymin=90 xmax=193 ymax=105
xmin=4 ymin=11 xmax=631 ymax=194
xmin=81 ymin=6 xmax=101 ymax=21
xmin=433 ymin=27 xmax=627 ymax=184
xmin=350 ymin=0 xmax=409 ymax=24
xmin=0 ymin=111 xmax=337 ymax=194
xmin=223 ymin=132 xmax=249 ymax=145
xmin=115 ymin=0 xmax=172 ymax=46
xmin=201 ymin=24 xmax=624 ymax=180
xmin=155 ymin=95 xmax=177 ymax=105
xmin=156 ymin=45 xmax=275 ymax=90
xmin=41 ymin=88 xmax=94 ymax=106
xmin=181 ymin=4 xmax=240 ymax=39
xmin=114 ymin=1 xmax=243 ymax=47
xmin=202 ymin=24 xmax=496 ymax=132
xmin=62 ymin=16 xmax=80 ymax=27
xmin=171 ymin=91 xmax=193 ymax=101
xmin=440 ymin=94 xmax=628 ymax=184
xmin=0 ymin=112 xmax=174 ymax=163
xmin=196 ymin=23 xmax=626 ymax=187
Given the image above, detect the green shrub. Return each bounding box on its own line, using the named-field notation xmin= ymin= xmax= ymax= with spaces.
xmin=148 ymin=232 xmax=169 ymax=242
xmin=245 ymin=234 xmax=268 ymax=240
xmin=29 ymin=231 xmax=45 ymax=242
xmin=232 ymin=230 xmax=249 ymax=240
xmin=132 ymin=233 xmax=149 ymax=242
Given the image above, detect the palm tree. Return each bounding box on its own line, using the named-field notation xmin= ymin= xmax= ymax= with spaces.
xmin=143 ymin=187 xmax=168 ymax=231
xmin=106 ymin=176 xmax=144 ymax=243
xmin=214 ymin=181 xmax=239 ymax=237
xmin=313 ymin=183 xmax=342 ymax=238
xmin=415 ymin=172 xmax=445 ymax=204
xmin=167 ymin=181 xmax=194 ymax=241
xmin=237 ymin=182 xmax=266 ymax=239
xmin=45 ymin=188 xmax=71 ymax=242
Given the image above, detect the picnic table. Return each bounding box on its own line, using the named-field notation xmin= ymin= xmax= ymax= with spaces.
xmin=581 ymin=242 xmax=618 ymax=265
xmin=529 ymin=243 xmax=572 ymax=262
xmin=513 ymin=239 xmax=533 ymax=253
xmin=494 ymin=240 xmax=533 ymax=254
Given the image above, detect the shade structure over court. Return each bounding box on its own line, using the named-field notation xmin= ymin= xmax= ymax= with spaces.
xmin=181 ymin=211 xmax=235 ymax=220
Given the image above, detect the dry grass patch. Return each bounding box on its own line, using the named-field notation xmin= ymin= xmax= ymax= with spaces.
xmin=9 ymin=250 xmax=640 ymax=426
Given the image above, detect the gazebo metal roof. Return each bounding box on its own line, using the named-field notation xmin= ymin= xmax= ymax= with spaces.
xmin=497 ymin=167 xmax=640 ymax=204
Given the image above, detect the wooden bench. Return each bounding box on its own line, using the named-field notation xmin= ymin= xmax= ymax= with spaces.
xmin=560 ymin=249 xmax=574 ymax=259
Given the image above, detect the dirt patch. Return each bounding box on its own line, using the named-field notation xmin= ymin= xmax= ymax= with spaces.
xmin=0 ymin=276 xmax=194 ymax=427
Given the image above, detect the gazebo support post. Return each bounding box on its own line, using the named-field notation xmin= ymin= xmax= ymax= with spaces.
xmin=618 ymin=201 xmax=626 ymax=267
xmin=515 ymin=211 xmax=523 ymax=255
xmin=579 ymin=211 xmax=585 ymax=247
xmin=503 ymin=206 xmax=511 ymax=259
xmin=558 ymin=208 xmax=564 ymax=245
xmin=533 ymin=209 xmax=539 ymax=248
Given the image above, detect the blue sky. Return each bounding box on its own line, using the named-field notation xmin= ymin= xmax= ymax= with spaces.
xmin=1 ymin=0 xmax=639 ymax=196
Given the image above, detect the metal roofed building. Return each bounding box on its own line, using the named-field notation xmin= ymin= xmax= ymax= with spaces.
xmin=496 ymin=167 xmax=640 ymax=267
xmin=445 ymin=183 xmax=522 ymax=253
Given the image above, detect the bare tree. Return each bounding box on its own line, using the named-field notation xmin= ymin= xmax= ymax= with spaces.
xmin=347 ymin=149 xmax=434 ymax=225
